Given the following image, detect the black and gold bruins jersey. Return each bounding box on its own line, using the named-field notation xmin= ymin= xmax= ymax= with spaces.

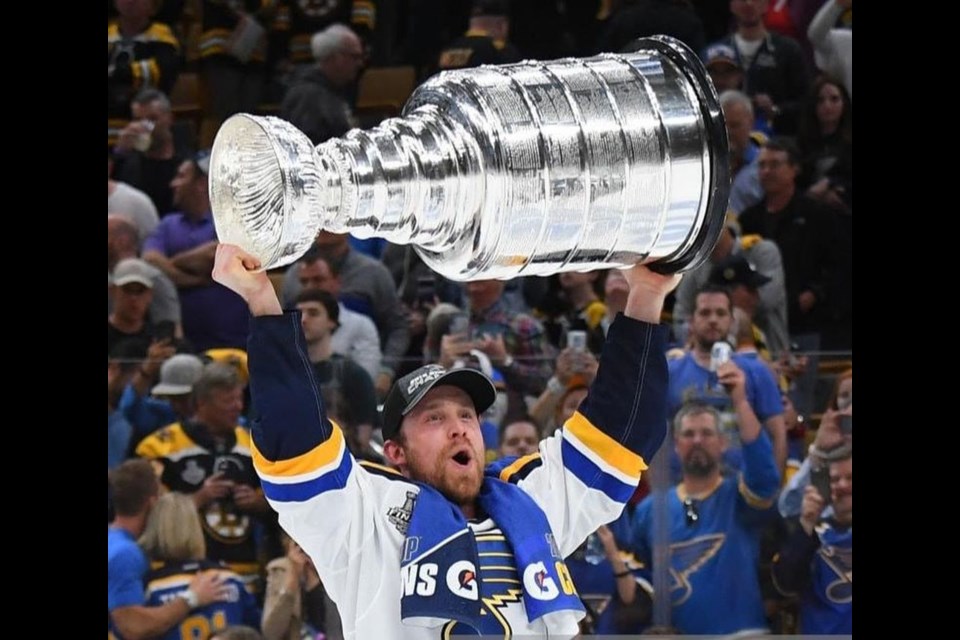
xmin=272 ymin=0 xmax=375 ymax=64
xmin=108 ymin=20 xmax=182 ymax=145
xmin=136 ymin=421 xmax=264 ymax=589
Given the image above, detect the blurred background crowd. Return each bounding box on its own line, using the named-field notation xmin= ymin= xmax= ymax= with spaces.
xmin=108 ymin=0 xmax=852 ymax=637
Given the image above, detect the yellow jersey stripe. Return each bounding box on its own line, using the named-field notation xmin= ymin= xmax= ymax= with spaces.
xmin=252 ymin=421 xmax=345 ymax=477
xmin=738 ymin=475 xmax=775 ymax=509
xmin=566 ymin=411 xmax=647 ymax=477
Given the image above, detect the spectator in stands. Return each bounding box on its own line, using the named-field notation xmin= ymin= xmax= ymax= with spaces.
xmin=280 ymin=23 xmax=363 ymax=146
xmin=108 ymin=0 xmax=182 ymax=147
xmin=807 ymin=0 xmax=852 ymax=99
xmin=718 ymin=90 xmax=766 ymax=215
xmin=438 ymin=277 xmax=556 ymax=400
xmin=706 ymin=0 xmax=810 ymax=135
xmin=269 ymin=0 xmax=374 ymax=99
xmin=261 ymin=529 xmax=329 ymax=640
xmin=294 ymin=288 xmax=379 ymax=440
xmin=668 ymin=283 xmax=786 ymax=478
xmin=109 ymin=339 xmax=143 ymax=470
xmin=120 ymin=351 xmax=205 ymax=453
xmin=797 ymin=76 xmax=853 ymax=214
xmin=109 ymin=215 xmax=182 ymax=336
xmin=112 ymin=88 xmax=195 ymax=216
xmin=794 ymin=79 xmax=853 ymax=352
xmin=535 ymin=271 xmax=608 ymax=354
xmin=708 ymin=253 xmax=784 ymax=363
xmin=139 ymin=492 xmax=262 ymax=636
xmin=499 ymin=418 xmax=541 ymax=458
xmin=109 ymin=153 xmax=159 ymax=244
xmin=435 ymin=0 xmax=522 ymax=73
xmin=136 ymin=362 xmax=272 ymax=595
xmin=772 ymin=448 xmax=852 ymax=634
xmin=527 ymin=343 xmax=599 ymax=434
xmin=109 ymin=258 xmax=173 ymax=357
xmin=282 ymin=231 xmax=410 ymax=399
xmin=738 ymin=138 xmax=839 ymax=386
xmin=629 ymin=400 xmax=780 ymax=635
xmin=295 ymin=249 xmax=382 ymax=382
xmin=567 ymin=523 xmax=652 ymax=635
xmin=673 ymin=213 xmax=789 ymax=359
xmin=777 ymin=369 xmax=853 ymax=518
xmin=595 ymin=0 xmax=706 ymax=58
xmin=109 ymin=458 xmax=226 ymax=639
xmin=143 ymin=150 xmax=250 ymax=351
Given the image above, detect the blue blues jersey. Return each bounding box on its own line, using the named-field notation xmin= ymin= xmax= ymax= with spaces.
xmin=773 ymin=520 xmax=852 ymax=634
xmin=629 ymin=433 xmax=780 ymax=635
xmin=667 ymin=351 xmax=783 ymax=482
xmin=668 ymin=352 xmax=784 ymax=443
xmin=142 ymin=559 xmax=261 ymax=640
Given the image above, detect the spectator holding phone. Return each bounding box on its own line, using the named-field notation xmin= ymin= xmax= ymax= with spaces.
xmin=778 ymin=369 xmax=852 ymax=519
xmin=772 ymin=448 xmax=852 ymax=634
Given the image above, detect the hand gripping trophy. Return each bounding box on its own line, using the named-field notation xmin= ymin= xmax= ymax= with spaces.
xmin=208 ymin=36 xmax=730 ymax=280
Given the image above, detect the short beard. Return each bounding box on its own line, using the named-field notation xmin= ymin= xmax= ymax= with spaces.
xmin=404 ymin=444 xmax=484 ymax=506
xmin=683 ymin=447 xmax=719 ymax=478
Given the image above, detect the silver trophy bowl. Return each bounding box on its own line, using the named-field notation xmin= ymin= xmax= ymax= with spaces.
xmin=209 ymin=35 xmax=729 ymax=280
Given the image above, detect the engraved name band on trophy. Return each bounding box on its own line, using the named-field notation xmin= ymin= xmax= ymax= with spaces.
xmin=209 ymin=35 xmax=730 ymax=281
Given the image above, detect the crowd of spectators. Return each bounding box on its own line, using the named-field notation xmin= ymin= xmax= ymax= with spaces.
xmin=109 ymin=0 xmax=852 ymax=637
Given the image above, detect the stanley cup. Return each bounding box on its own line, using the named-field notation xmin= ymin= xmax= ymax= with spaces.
xmin=209 ymin=35 xmax=729 ymax=281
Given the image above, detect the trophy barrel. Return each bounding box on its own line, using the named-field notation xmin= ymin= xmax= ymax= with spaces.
xmin=208 ymin=35 xmax=728 ymax=279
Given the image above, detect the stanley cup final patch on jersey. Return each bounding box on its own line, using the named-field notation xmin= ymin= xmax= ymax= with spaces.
xmin=387 ymin=491 xmax=418 ymax=535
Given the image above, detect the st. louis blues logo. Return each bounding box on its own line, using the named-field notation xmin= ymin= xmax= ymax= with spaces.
xmin=820 ymin=545 xmax=852 ymax=603
xmin=669 ymin=534 xmax=725 ymax=605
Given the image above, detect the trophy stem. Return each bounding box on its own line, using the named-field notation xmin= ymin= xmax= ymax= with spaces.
xmin=317 ymin=104 xmax=484 ymax=254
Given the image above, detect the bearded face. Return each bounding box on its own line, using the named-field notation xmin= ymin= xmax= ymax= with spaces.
xmin=389 ymin=386 xmax=486 ymax=507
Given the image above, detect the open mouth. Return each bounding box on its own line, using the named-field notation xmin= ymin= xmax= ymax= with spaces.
xmin=452 ymin=450 xmax=472 ymax=467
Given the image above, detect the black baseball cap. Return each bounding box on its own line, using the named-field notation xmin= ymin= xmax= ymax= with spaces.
xmin=709 ymin=254 xmax=771 ymax=289
xmin=381 ymin=365 xmax=497 ymax=441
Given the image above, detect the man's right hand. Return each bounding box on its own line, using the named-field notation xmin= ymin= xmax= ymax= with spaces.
xmin=211 ymin=244 xmax=282 ymax=316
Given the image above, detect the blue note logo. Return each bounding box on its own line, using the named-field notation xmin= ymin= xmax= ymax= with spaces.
xmin=669 ymin=534 xmax=725 ymax=605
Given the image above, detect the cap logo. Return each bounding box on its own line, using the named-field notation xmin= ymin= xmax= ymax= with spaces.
xmin=407 ymin=367 xmax=445 ymax=395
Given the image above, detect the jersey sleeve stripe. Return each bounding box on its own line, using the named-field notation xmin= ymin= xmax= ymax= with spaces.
xmin=738 ymin=474 xmax=776 ymax=509
xmin=497 ymin=452 xmax=542 ymax=483
xmin=259 ymin=450 xmax=353 ymax=502
xmin=560 ymin=437 xmax=636 ymax=503
xmin=565 ymin=411 xmax=648 ymax=478
xmin=252 ymin=420 xmax=346 ymax=478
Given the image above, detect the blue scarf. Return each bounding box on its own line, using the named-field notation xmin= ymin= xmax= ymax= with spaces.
xmin=399 ymin=473 xmax=585 ymax=632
